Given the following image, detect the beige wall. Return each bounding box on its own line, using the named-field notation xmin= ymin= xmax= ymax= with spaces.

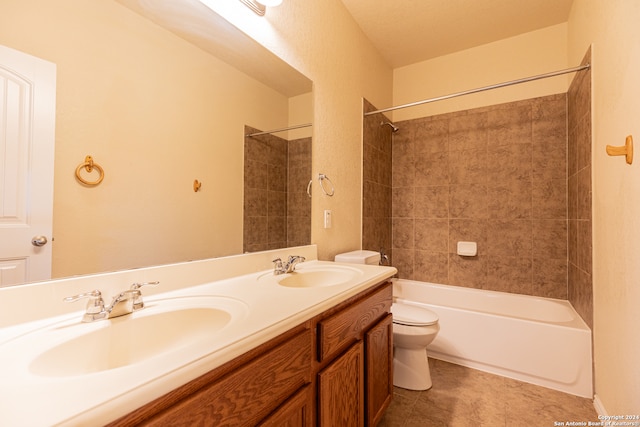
xmin=208 ymin=0 xmax=393 ymax=261
xmin=392 ymin=24 xmax=570 ymax=121
xmin=287 ymin=92 xmax=314 ymax=140
xmin=568 ymin=0 xmax=640 ymax=414
xmin=0 ymin=0 xmax=298 ymax=277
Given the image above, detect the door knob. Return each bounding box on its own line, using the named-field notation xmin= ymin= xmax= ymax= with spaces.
xmin=31 ymin=236 xmax=48 ymax=247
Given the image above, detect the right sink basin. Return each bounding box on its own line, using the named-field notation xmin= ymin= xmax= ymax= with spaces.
xmin=263 ymin=265 xmax=364 ymax=288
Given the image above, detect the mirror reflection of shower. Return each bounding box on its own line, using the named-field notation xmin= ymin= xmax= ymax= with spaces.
xmin=381 ymin=121 xmax=399 ymax=133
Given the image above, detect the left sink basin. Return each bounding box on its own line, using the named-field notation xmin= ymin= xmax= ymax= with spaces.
xmin=11 ymin=296 xmax=249 ymax=377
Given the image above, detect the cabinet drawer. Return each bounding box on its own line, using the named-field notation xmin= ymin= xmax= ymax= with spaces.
xmin=318 ymin=283 xmax=392 ymax=362
xmin=144 ymin=329 xmax=312 ymax=426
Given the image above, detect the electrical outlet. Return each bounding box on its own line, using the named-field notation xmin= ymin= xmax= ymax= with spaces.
xmin=324 ymin=210 xmax=332 ymax=228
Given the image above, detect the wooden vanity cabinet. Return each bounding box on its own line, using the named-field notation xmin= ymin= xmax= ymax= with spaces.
xmin=316 ymin=282 xmax=393 ymax=426
xmin=108 ymin=280 xmax=392 ymax=427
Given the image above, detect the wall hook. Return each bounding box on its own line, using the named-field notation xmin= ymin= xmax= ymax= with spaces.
xmin=606 ymin=135 xmax=633 ymax=164
xmin=193 ymin=179 xmax=202 ymax=192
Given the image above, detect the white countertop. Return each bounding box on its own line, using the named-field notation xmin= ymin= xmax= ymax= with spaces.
xmin=0 ymin=258 xmax=396 ymax=426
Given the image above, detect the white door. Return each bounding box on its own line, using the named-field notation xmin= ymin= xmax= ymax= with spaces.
xmin=0 ymin=45 xmax=56 ymax=287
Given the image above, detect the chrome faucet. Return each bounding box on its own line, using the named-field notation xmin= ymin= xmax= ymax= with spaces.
xmin=272 ymin=255 xmax=306 ymax=275
xmin=64 ymin=281 xmax=159 ymax=322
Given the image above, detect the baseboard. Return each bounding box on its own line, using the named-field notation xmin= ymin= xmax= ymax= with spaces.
xmin=593 ymin=394 xmax=608 ymax=416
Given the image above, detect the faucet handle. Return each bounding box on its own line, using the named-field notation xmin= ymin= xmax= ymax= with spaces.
xmin=272 ymin=258 xmax=285 ymax=275
xmin=130 ymin=281 xmax=159 ymax=291
xmin=63 ymin=290 xmax=106 ymax=322
xmin=64 ymin=290 xmax=104 ymax=311
xmin=129 ymin=281 xmax=159 ymax=310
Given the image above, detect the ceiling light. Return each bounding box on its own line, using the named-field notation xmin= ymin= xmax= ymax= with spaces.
xmin=238 ymin=0 xmax=282 ymax=16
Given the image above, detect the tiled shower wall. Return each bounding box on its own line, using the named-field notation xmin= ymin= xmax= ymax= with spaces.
xmin=286 ymin=137 xmax=312 ymax=247
xmin=363 ymin=67 xmax=593 ymax=321
xmin=362 ymin=99 xmax=393 ymax=259
xmin=390 ymin=94 xmax=570 ymax=298
xmin=568 ymin=50 xmax=593 ymax=328
xmin=243 ymin=126 xmax=311 ymax=252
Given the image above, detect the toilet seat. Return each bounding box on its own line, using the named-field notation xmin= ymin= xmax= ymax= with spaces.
xmin=392 ymin=302 xmax=438 ymax=326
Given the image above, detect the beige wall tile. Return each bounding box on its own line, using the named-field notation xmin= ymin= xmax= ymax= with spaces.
xmin=415 ymin=151 xmax=450 ymax=186
xmin=487 ymin=182 xmax=532 ymax=219
xmin=449 ymin=112 xmax=488 ymax=151
xmin=487 ymin=104 xmax=532 ymax=147
xmin=487 ymin=143 xmax=532 ymax=182
xmin=532 ymin=179 xmax=567 ymax=219
xmin=415 ymin=219 xmax=449 ymax=252
xmin=486 ymin=256 xmax=533 ymax=294
xmin=448 ymin=148 xmax=487 ymax=184
xmin=392 ymin=187 xmax=415 ymax=218
xmin=486 ymin=220 xmax=532 ymax=257
xmin=414 ymin=251 xmax=448 ymax=284
xmin=449 ymin=184 xmax=488 ymax=219
xmin=532 ymin=219 xmax=568 ymax=259
xmin=533 ymin=257 xmax=568 ymax=299
xmin=392 ymin=218 xmax=414 ymax=249
xmin=449 ymin=254 xmax=486 ymax=288
xmin=415 ymin=185 xmax=449 ymax=218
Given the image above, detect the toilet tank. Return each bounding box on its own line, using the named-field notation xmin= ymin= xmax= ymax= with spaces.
xmin=334 ymin=250 xmax=381 ymax=265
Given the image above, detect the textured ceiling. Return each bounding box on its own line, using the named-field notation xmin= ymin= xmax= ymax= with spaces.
xmin=339 ymin=0 xmax=574 ymax=68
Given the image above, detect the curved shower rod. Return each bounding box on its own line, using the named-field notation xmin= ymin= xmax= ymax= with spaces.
xmin=364 ymin=64 xmax=591 ymax=116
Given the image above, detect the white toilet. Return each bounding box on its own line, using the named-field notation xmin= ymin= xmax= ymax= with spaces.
xmin=334 ymin=250 xmax=440 ymax=391
xmin=390 ymin=301 xmax=439 ymax=390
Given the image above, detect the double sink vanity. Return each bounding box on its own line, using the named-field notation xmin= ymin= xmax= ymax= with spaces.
xmin=0 ymin=245 xmax=396 ymax=426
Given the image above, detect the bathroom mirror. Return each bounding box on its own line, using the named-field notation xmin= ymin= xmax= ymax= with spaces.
xmin=0 ymin=0 xmax=312 ymax=285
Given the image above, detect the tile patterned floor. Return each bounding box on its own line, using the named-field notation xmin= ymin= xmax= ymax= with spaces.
xmin=379 ymin=358 xmax=598 ymax=427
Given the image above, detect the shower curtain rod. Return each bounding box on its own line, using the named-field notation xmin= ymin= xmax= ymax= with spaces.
xmin=246 ymin=123 xmax=312 ymax=137
xmin=364 ymin=64 xmax=590 ymax=116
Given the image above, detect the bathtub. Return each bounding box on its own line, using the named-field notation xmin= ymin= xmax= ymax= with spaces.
xmin=393 ymin=279 xmax=593 ymax=398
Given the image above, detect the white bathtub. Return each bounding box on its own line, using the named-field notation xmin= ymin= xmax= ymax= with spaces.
xmin=393 ymin=279 xmax=593 ymax=398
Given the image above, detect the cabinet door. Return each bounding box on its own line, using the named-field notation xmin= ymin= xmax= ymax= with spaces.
xmin=259 ymin=384 xmax=314 ymax=427
xmin=318 ymin=341 xmax=365 ymax=427
xmin=366 ymin=313 xmax=393 ymax=426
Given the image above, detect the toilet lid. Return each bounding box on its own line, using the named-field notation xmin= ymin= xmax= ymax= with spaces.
xmin=392 ymin=303 xmax=439 ymax=326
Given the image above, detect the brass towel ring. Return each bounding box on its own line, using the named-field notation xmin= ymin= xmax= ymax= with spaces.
xmin=75 ymin=155 xmax=104 ymax=186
